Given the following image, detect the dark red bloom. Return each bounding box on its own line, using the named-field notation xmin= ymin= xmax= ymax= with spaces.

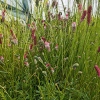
xmin=87 ymin=13 xmax=91 ymax=25
xmin=87 ymin=5 xmax=92 ymax=14
xmin=80 ymin=10 xmax=87 ymax=22
xmin=42 ymin=20 xmax=45 ymax=24
xmin=87 ymin=5 xmax=92 ymax=25
xmin=97 ymin=47 xmax=100 ymax=52
xmin=0 ymin=34 xmax=3 ymax=44
xmin=44 ymin=41 xmax=50 ymax=51
xmin=31 ymin=29 xmax=37 ymax=45
xmin=58 ymin=12 xmax=62 ymax=20
xmin=46 ymin=63 xmax=50 ymax=67
xmin=10 ymin=29 xmax=18 ymax=44
xmin=10 ymin=29 xmax=13 ymax=34
xmin=32 ymin=35 xmax=37 ymax=45
xmin=10 ymin=29 xmax=16 ymax=39
xmin=0 ymin=39 xmax=2 ymax=44
xmin=41 ymin=37 xmax=46 ymax=43
xmin=1 ymin=9 xmax=6 ymax=22
xmin=24 ymin=52 xmax=28 ymax=59
xmin=94 ymin=65 xmax=100 ymax=77
xmin=29 ymin=43 xmax=33 ymax=50
xmin=43 ymin=23 xmax=46 ymax=29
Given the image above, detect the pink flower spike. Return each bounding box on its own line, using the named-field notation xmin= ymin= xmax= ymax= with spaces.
xmin=94 ymin=65 xmax=100 ymax=77
xmin=66 ymin=14 xmax=69 ymax=20
xmin=46 ymin=63 xmax=50 ymax=68
xmin=11 ymin=38 xmax=18 ymax=45
xmin=31 ymin=29 xmax=37 ymax=45
xmin=24 ymin=61 xmax=29 ymax=67
xmin=0 ymin=56 xmax=4 ymax=62
xmin=72 ymin=22 xmax=76 ymax=27
xmin=72 ymin=22 xmax=76 ymax=31
xmin=44 ymin=41 xmax=50 ymax=51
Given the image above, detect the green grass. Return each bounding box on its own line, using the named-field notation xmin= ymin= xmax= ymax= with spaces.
xmin=0 ymin=1 xmax=100 ymax=100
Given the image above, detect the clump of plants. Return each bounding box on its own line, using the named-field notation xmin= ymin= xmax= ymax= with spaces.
xmin=0 ymin=1 xmax=100 ymax=100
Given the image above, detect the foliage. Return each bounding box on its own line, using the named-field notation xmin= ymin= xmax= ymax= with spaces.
xmin=0 ymin=0 xmax=100 ymax=100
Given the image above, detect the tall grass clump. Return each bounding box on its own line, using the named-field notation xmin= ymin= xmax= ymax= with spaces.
xmin=0 ymin=0 xmax=100 ymax=100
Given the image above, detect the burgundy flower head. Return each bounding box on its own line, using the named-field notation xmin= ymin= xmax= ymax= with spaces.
xmin=41 ymin=37 xmax=46 ymax=43
xmin=1 ymin=9 xmax=6 ymax=22
xmin=87 ymin=5 xmax=92 ymax=14
xmin=0 ymin=39 xmax=2 ymax=44
xmin=97 ymin=46 xmax=100 ymax=52
xmin=87 ymin=5 xmax=92 ymax=25
xmin=29 ymin=43 xmax=33 ymax=50
xmin=0 ymin=34 xmax=3 ymax=44
xmin=94 ymin=65 xmax=100 ymax=77
xmin=31 ymin=29 xmax=37 ymax=45
xmin=80 ymin=10 xmax=87 ymax=22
